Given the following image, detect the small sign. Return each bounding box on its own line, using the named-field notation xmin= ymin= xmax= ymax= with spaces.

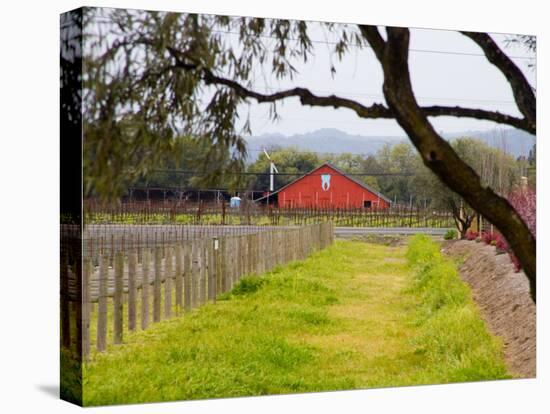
xmin=214 ymin=239 xmax=219 ymax=250
xmin=321 ymin=174 xmax=331 ymax=191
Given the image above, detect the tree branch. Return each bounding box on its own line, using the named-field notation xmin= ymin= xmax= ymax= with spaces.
xmin=200 ymin=68 xmax=393 ymax=119
xmin=422 ymin=105 xmax=533 ymax=133
xmin=461 ymin=31 xmax=536 ymax=132
xmin=358 ymin=25 xmax=386 ymax=60
xmin=190 ymin=66 xmax=532 ymax=132
xmin=374 ymin=26 xmax=536 ymax=301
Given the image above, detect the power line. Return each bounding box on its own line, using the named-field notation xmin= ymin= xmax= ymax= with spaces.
xmin=91 ymin=14 xmax=534 ymax=61
xmin=246 ymin=147 xmax=383 ymax=157
xmin=152 ymin=169 xmax=414 ymax=177
xmin=212 ymin=29 xmax=535 ymax=61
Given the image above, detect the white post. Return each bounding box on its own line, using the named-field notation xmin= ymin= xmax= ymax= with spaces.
xmin=270 ymin=162 xmax=275 ymax=192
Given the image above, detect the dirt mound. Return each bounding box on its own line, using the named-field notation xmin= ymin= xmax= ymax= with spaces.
xmin=442 ymin=240 xmax=536 ymax=378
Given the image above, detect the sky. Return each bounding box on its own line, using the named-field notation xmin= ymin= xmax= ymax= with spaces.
xmin=236 ymin=25 xmax=536 ymax=137
xmin=87 ymin=11 xmax=536 ymax=139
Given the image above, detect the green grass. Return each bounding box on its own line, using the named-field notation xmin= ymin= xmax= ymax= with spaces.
xmin=82 ymin=238 xmax=508 ymax=406
xmin=61 ymin=350 xmax=82 ymax=405
xmin=405 ymin=235 xmax=509 ymax=382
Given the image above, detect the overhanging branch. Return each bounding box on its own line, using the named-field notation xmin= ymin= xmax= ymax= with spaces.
xmin=202 ymin=68 xmax=392 ymax=119
xmin=156 ymin=36 xmax=534 ymax=133
xmin=198 ymin=67 xmax=533 ymax=132
xmin=422 ymin=105 xmax=533 ymax=133
xmin=461 ymin=31 xmax=536 ymax=132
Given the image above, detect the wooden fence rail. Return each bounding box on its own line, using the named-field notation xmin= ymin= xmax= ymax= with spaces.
xmin=61 ymin=222 xmax=334 ymax=358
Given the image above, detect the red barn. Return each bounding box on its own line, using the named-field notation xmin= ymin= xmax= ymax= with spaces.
xmin=273 ymin=163 xmax=391 ymax=209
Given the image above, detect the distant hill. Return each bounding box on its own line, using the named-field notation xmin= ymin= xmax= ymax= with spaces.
xmin=245 ymin=128 xmax=405 ymax=161
xmin=245 ymin=127 xmax=535 ymax=161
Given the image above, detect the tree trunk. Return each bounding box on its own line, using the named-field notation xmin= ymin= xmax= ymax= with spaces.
xmin=369 ymin=27 xmax=536 ymax=302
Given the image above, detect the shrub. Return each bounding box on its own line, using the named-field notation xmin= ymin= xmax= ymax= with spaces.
xmin=444 ymin=229 xmax=458 ymax=240
xmin=465 ymin=230 xmax=478 ymax=241
xmin=495 ymin=187 xmax=536 ymax=272
xmin=494 ymin=233 xmax=509 ymax=253
xmin=508 ymin=187 xmax=536 ymax=238
xmin=231 ymin=276 xmax=266 ymax=296
xmin=481 ymin=232 xmax=494 ymax=245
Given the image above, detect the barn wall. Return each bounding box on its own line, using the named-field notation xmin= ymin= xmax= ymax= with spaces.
xmin=278 ymin=165 xmax=390 ymax=209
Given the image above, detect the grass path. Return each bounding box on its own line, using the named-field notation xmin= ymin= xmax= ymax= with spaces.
xmin=83 ymin=239 xmax=508 ymax=406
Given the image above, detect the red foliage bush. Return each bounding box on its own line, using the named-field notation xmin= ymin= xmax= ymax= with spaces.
xmin=462 ymin=188 xmax=534 ymax=273
xmin=494 ymin=233 xmax=509 ymax=252
xmin=508 ymin=187 xmax=536 ymax=238
xmin=481 ymin=231 xmax=494 ymax=245
xmin=497 ymin=187 xmax=535 ymax=272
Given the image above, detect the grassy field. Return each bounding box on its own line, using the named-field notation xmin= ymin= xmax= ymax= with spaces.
xmin=82 ymin=237 xmax=509 ymax=406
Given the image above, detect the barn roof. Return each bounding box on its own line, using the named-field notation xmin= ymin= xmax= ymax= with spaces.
xmin=254 ymin=162 xmax=392 ymax=203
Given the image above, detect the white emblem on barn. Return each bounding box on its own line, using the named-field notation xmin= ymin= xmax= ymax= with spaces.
xmin=321 ymin=174 xmax=331 ymax=191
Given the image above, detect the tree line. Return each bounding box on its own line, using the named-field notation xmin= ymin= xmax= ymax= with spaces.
xmin=134 ymin=136 xmax=534 ymax=206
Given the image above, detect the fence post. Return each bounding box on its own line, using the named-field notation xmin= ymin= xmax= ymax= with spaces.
xmin=208 ymin=238 xmax=215 ymax=301
xmin=113 ymin=251 xmax=124 ymax=344
xmin=191 ymin=241 xmax=199 ymax=308
xmin=183 ymin=242 xmax=192 ymax=312
xmin=220 ymin=237 xmax=227 ymax=293
xmin=259 ymin=232 xmax=265 ymax=274
xmin=153 ymin=246 xmax=162 ymax=322
xmin=234 ymin=236 xmax=240 ymax=284
xmin=243 ymin=234 xmax=247 ymax=280
xmin=175 ymin=243 xmax=183 ymax=313
xmin=249 ymin=233 xmax=254 ymax=275
xmin=97 ymin=253 xmax=108 ymax=352
xmin=73 ymin=255 xmax=83 ymax=357
xmin=128 ymin=246 xmax=137 ymax=331
xmin=141 ymin=248 xmax=150 ymax=330
xmin=201 ymin=240 xmax=207 ymax=304
xmin=267 ymin=230 xmax=272 ymax=270
xmin=232 ymin=236 xmax=238 ymax=287
xmin=164 ymin=246 xmax=173 ymax=319
xmin=255 ymin=232 xmax=261 ymax=274
xmin=82 ymin=257 xmax=91 ymax=359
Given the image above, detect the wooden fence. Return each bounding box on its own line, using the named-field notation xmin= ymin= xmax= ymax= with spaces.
xmin=61 ymin=222 xmax=334 ymax=358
